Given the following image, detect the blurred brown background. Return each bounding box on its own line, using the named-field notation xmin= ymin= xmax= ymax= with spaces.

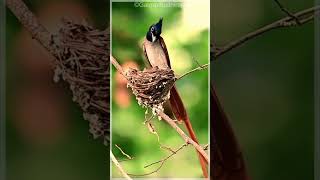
xmin=6 ymin=0 xmax=109 ymax=180
xmin=212 ymin=0 xmax=315 ymax=179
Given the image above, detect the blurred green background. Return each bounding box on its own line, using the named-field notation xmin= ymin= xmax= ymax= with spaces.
xmin=111 ymin=1 xmax=209 ymax=178
xmin=212 ymin=0 xmax=314 ymax=179
xmin=6 ymin=0 xmax=109 ymax=180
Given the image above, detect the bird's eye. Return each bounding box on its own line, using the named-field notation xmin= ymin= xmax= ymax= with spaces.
xmin=151 ymin=27 xmax=154 ymax=31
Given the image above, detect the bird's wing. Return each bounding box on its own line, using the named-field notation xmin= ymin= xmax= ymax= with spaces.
xmin=159 ymin=36 xmax=171 ymax=68
xmin=142 ymin=41 xmax=152 ymax=68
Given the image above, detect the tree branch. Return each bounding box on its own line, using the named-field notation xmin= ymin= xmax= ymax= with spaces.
xmin=115 ymin=144 xmax=133 ymax=161
xmin=177 ymin=63 xmax=208 ymax=80
xmin=274 ymin=0 xmax=301 ymax=25
xmin=144 ymin=143 xmax=188 ymax=169
xmin=156 ymin=110 xmax=209 ymax=163
xmin=126 ymin=143 xmax=188 ymax=177
xmin=213 ymin=5 xmax=320 ymax=60
xmin=111 ymin=151 xmax=133 ymax=180
xmin=111 ymin=56 xmax=124 ymax=74
xmin=6 ymin=0 xmax=58 ymax=58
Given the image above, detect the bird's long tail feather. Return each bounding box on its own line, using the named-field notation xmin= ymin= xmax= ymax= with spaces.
xmin=211 ymin=85 xmax=250 ymax=180
xmin=169 ymin=85 xmax=208 ymax=178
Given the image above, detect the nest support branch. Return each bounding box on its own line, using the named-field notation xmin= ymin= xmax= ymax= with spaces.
xmin=111 ymin=56 xmax=209 ymax=163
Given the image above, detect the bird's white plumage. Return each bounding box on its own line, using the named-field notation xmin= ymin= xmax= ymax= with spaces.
xmin=143 ymin=38 xmax=169 ymax=69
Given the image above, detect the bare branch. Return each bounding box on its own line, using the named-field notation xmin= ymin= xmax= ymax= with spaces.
xmin=144 ymin=143 xmax=188 ymax=169
xmin=274 ymin=0 xmax=301 ymax=25
xmin=213 ymin=5 xmax=320 ymax=60
xmin=177 ymin=63 xmax=208 ymax=80
xmin=156 ymin=110 xmax=209 ymax=163
xmin=126 ymin=143 xmax=188 ymax=177
xmin=203 ymin=144 xmax=209 ymax=151
xmin=111 ymin=56 xmax=124 ymax=74
xmin=111 ymin=151 xmax=133 ymax=180
xmin=115 ymin=144 xmax=133 ymax=160
xmin=6 ymin=0 xmax=57 ymax=58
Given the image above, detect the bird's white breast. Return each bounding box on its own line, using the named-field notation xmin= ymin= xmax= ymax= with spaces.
xmin=144 ymin=39 xmax=169 ymax=69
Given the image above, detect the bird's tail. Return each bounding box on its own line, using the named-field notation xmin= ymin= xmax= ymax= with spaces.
xmin=211 ymin=85 xmax=250 ymax=180
xmin=169 ymin=85 xmax=208 ymax=178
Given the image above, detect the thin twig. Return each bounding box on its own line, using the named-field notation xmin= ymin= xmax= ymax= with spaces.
xmin=203 ymin=144 xmax=209 ymax=151
xmin=177 ymin=64 xmax=208 ymax=80
xmin=274 ymin=0 xmax=301 ymax=25
xmin=144 ymin=109 xmax=154 ymax=124
xmin=145 ymin=143 xmax=188 ymax=169
xmin=115 ymin=144 xmax=133 ymax=160
xmin=127 ymin=143 xmax=188 ymax=177
xmin=192 ymin=57 xmax=203 ymax=67
xmin=156 ymin=110 xmax=209 ymax=163
xmin=213 ymin=5 xmax=320 ymax=60
xmin=160 ymin=144 xmax=176 ymax=154
xmin=111 ymin=151 xmax=133 ymax=180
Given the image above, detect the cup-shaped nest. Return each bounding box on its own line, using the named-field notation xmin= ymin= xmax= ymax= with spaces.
xmin=54 ymin=19 xmax=110 ymax=145
xmin=125 ymin=67 xmax=176 ymax=110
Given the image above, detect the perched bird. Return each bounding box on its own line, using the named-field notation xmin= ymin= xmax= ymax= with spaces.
xmin=142 ymin=18 xmax=208 ymax=178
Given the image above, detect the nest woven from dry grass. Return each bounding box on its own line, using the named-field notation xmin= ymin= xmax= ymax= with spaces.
xmin=53 ymin=19 xmax=110 ymax=145
xmin=125 ymin=67 xmax=176 ymax=111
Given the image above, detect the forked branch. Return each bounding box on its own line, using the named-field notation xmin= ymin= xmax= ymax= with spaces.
xmin=156 ymin=110 xmax=209 ymax=162
xmin=111 ymin=151 xmax=133 ymax=180
xmin=213 ymin=5 xmax=320 ymax=60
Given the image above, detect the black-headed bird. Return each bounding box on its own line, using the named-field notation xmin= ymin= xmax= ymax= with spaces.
xmin=142 ymin=18 xmax=208 ymax=178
